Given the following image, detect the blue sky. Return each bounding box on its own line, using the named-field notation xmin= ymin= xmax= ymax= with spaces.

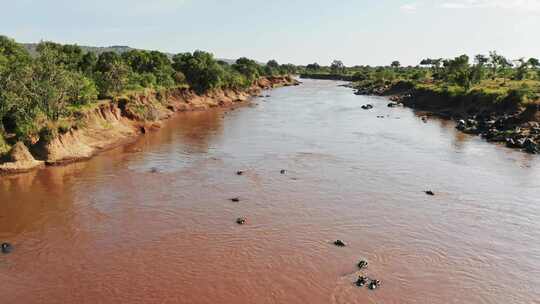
xmin=2 ymin=0 xmax=539 ymax=66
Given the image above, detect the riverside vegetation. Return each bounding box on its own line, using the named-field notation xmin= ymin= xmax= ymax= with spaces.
xmin=0 ymin=35 xmax=299 ymax=173
xmin=301 ymin=55 xmax=540 ymax=153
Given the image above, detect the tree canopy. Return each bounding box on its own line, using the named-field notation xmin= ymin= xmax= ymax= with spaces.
xmin=0 ymin=35 xmax=298 ymax=143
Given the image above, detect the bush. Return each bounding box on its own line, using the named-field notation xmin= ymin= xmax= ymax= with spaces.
xmin=1 ymin=35 xmax=300 ymax=142
xmin=68 ymin=73 xmax=98 ymax=105
xmin=38 ymin=124 xmax=58 ymax=143
xmin=0 ymin=133 xmax=9 ymax=154
xmin=172 ymin=51 xmax=225 ymax=93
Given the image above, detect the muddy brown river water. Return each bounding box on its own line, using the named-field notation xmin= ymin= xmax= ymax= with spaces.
xmin=1 ymin=79 xmax=540 ymax=303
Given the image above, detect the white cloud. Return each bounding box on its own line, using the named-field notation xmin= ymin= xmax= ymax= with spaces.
xmin=400 ymin=2 xmax=420 ymax=11
xmin=441 ymin=0 xmax=540 ymax=11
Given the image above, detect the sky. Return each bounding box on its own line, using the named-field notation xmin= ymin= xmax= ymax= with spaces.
xmin=1 ymin=0 xmax=540 ymax=66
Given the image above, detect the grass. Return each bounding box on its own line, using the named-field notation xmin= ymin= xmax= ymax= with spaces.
xmin=374 ymin=78 xmax=540 ymax=106
xmin=418 ymin=79 xmax=539 ymax=105
xmin=0 ymin=133 xmax=10 ymax=155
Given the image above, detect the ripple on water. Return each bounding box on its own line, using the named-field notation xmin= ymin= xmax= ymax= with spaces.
xmin=1 ymin=79 xmax=540 ymax=303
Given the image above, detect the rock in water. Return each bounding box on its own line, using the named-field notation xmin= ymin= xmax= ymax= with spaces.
xmin=1 ymin=243 xmax=12 ymax=254
xmin=506 ymin=138 xmax=520 ymax=148
xmin=523 ymin=138 xmax=538 ymax=154
xmin=230 ymin=197 xmax=240 ymax=202
xmin=457 ymin=119 xmax=467 ymax=131
xmin=333 ymin=240 xmax=347 ymax=247
xmin=280 ymin=169 xmax=287 ymax=174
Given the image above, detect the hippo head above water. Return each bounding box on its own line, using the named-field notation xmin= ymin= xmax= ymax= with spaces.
xmin=357 ymin=260 xmax=368 ymax=269
xmin=1 ymin=243 xmax=12 ymax=254
xmin=355 ymin=276 xmax=368 ymax=287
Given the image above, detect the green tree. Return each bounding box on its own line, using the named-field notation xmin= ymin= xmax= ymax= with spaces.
xmin=0 ymin=38 xmax=35 ymax=137
xmin=420 ymin=58 xmax=443 ymax=79
xmin=527 ymin=58 xmax=539 ymax=79
xmin=79 ymin=52 xmax=97 ymax=76
xmin=514 ymin=58 xmax=530 ymax=80
xmin=121 ymin=50 xmax=174 ymax=87
xmin=36 ymin=42 xmax=84 ymax=71
xmin=528 ymin=58 xmax=539 ymax=68
xmin=352 ymin=71 xmax=369 ymax=81
xmin=264 ymin=59 xmax=280 ymax=76
xmin=280 ymin=64 xmax=297 ymax=75
xmin=96 ymin=52 xmax=123 ymax=73
xmin=306 ymin=63 xmax=320 ymax=72
xmin=67 ymin=72 xmax=98 ymax=105
xmin=489 ymin=51 xmax=512 ymax=81
xmin=330 ymin=60 xmax=345 ymax=75
xmin=95 ymin=52 xmax=130 ymax=97
xmin=267 ymin=59 xmax=279 ymax=70
xmin=442 ymin=55 xmax=473 ymax=89
xmin=470 ymin=54 xmax=488 ymax=84
xmin=221 ymin=65 xmax=246 ymax=89
xmin=30 ymin=45 xmax=95 ymax=120
xmin=233 ymin=57 xmax=261 ymax=85
xmin=172 ymin=51 xmax=224 ymax=93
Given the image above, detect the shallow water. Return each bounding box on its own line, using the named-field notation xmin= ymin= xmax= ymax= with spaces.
xmin=1 ymin=79 xmax=539 ymax=303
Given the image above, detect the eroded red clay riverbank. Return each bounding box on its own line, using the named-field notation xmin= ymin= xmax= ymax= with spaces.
xmin=0 ymin=76 xmax=299 ymax=175
xmin=351 ymin=80 xmax=540 ymax=154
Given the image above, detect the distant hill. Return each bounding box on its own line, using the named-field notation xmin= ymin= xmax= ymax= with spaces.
xmin=23 ymin=43 xmax=139 ymax=56
xmin=21 ymin=43 xmax=239 ymax=65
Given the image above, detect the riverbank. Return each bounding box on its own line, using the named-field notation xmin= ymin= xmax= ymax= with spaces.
xmin=0 ymin=75 xmax=299 ymax=174
xmin=351 ymin=80 xmax=540 ymax=154
xmin=300 ymin=73 xmax=354 ymax=81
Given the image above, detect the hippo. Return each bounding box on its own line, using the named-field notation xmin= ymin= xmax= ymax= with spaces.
xmin=230 ymin=197 xmax=241 ymax=202
xmin=236 ymin=171 xmax=244 ymax=176
xmin=357 ymin=260 xmax=368 ymax=270
xmin=361 ymin=104 xmax=374 ymax=110
xmin=280 ymin=169 xmax=287 ymax=174
xmin=333 ymin=240 xmax=347 ymax=247
xmin=355 ymin=276 xmax=368 ymax=287
xmin=1 ymin=243 xmax=12 ymax=254
xmin=236 ymin=217 xmax=247 ymax=225
xmin=368 ymin=279 xmax=381 ymax=290
xmin=425 ymin=190 xmax=435 ymax=196
xmin=457 ymin=119 xmax=467 ymax=131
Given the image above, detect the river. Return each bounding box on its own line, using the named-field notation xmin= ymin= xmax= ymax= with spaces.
xmin=1 ymin=79 xmax=539 ymax=303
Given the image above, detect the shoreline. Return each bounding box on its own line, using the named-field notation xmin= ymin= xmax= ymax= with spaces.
xmin=0 ymin=76 xmax=300 ymax=175
xmin=329 ymin=78 xmax=540 ymax=154
xmin=299 ymin=73 xmax=354 ymax=81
